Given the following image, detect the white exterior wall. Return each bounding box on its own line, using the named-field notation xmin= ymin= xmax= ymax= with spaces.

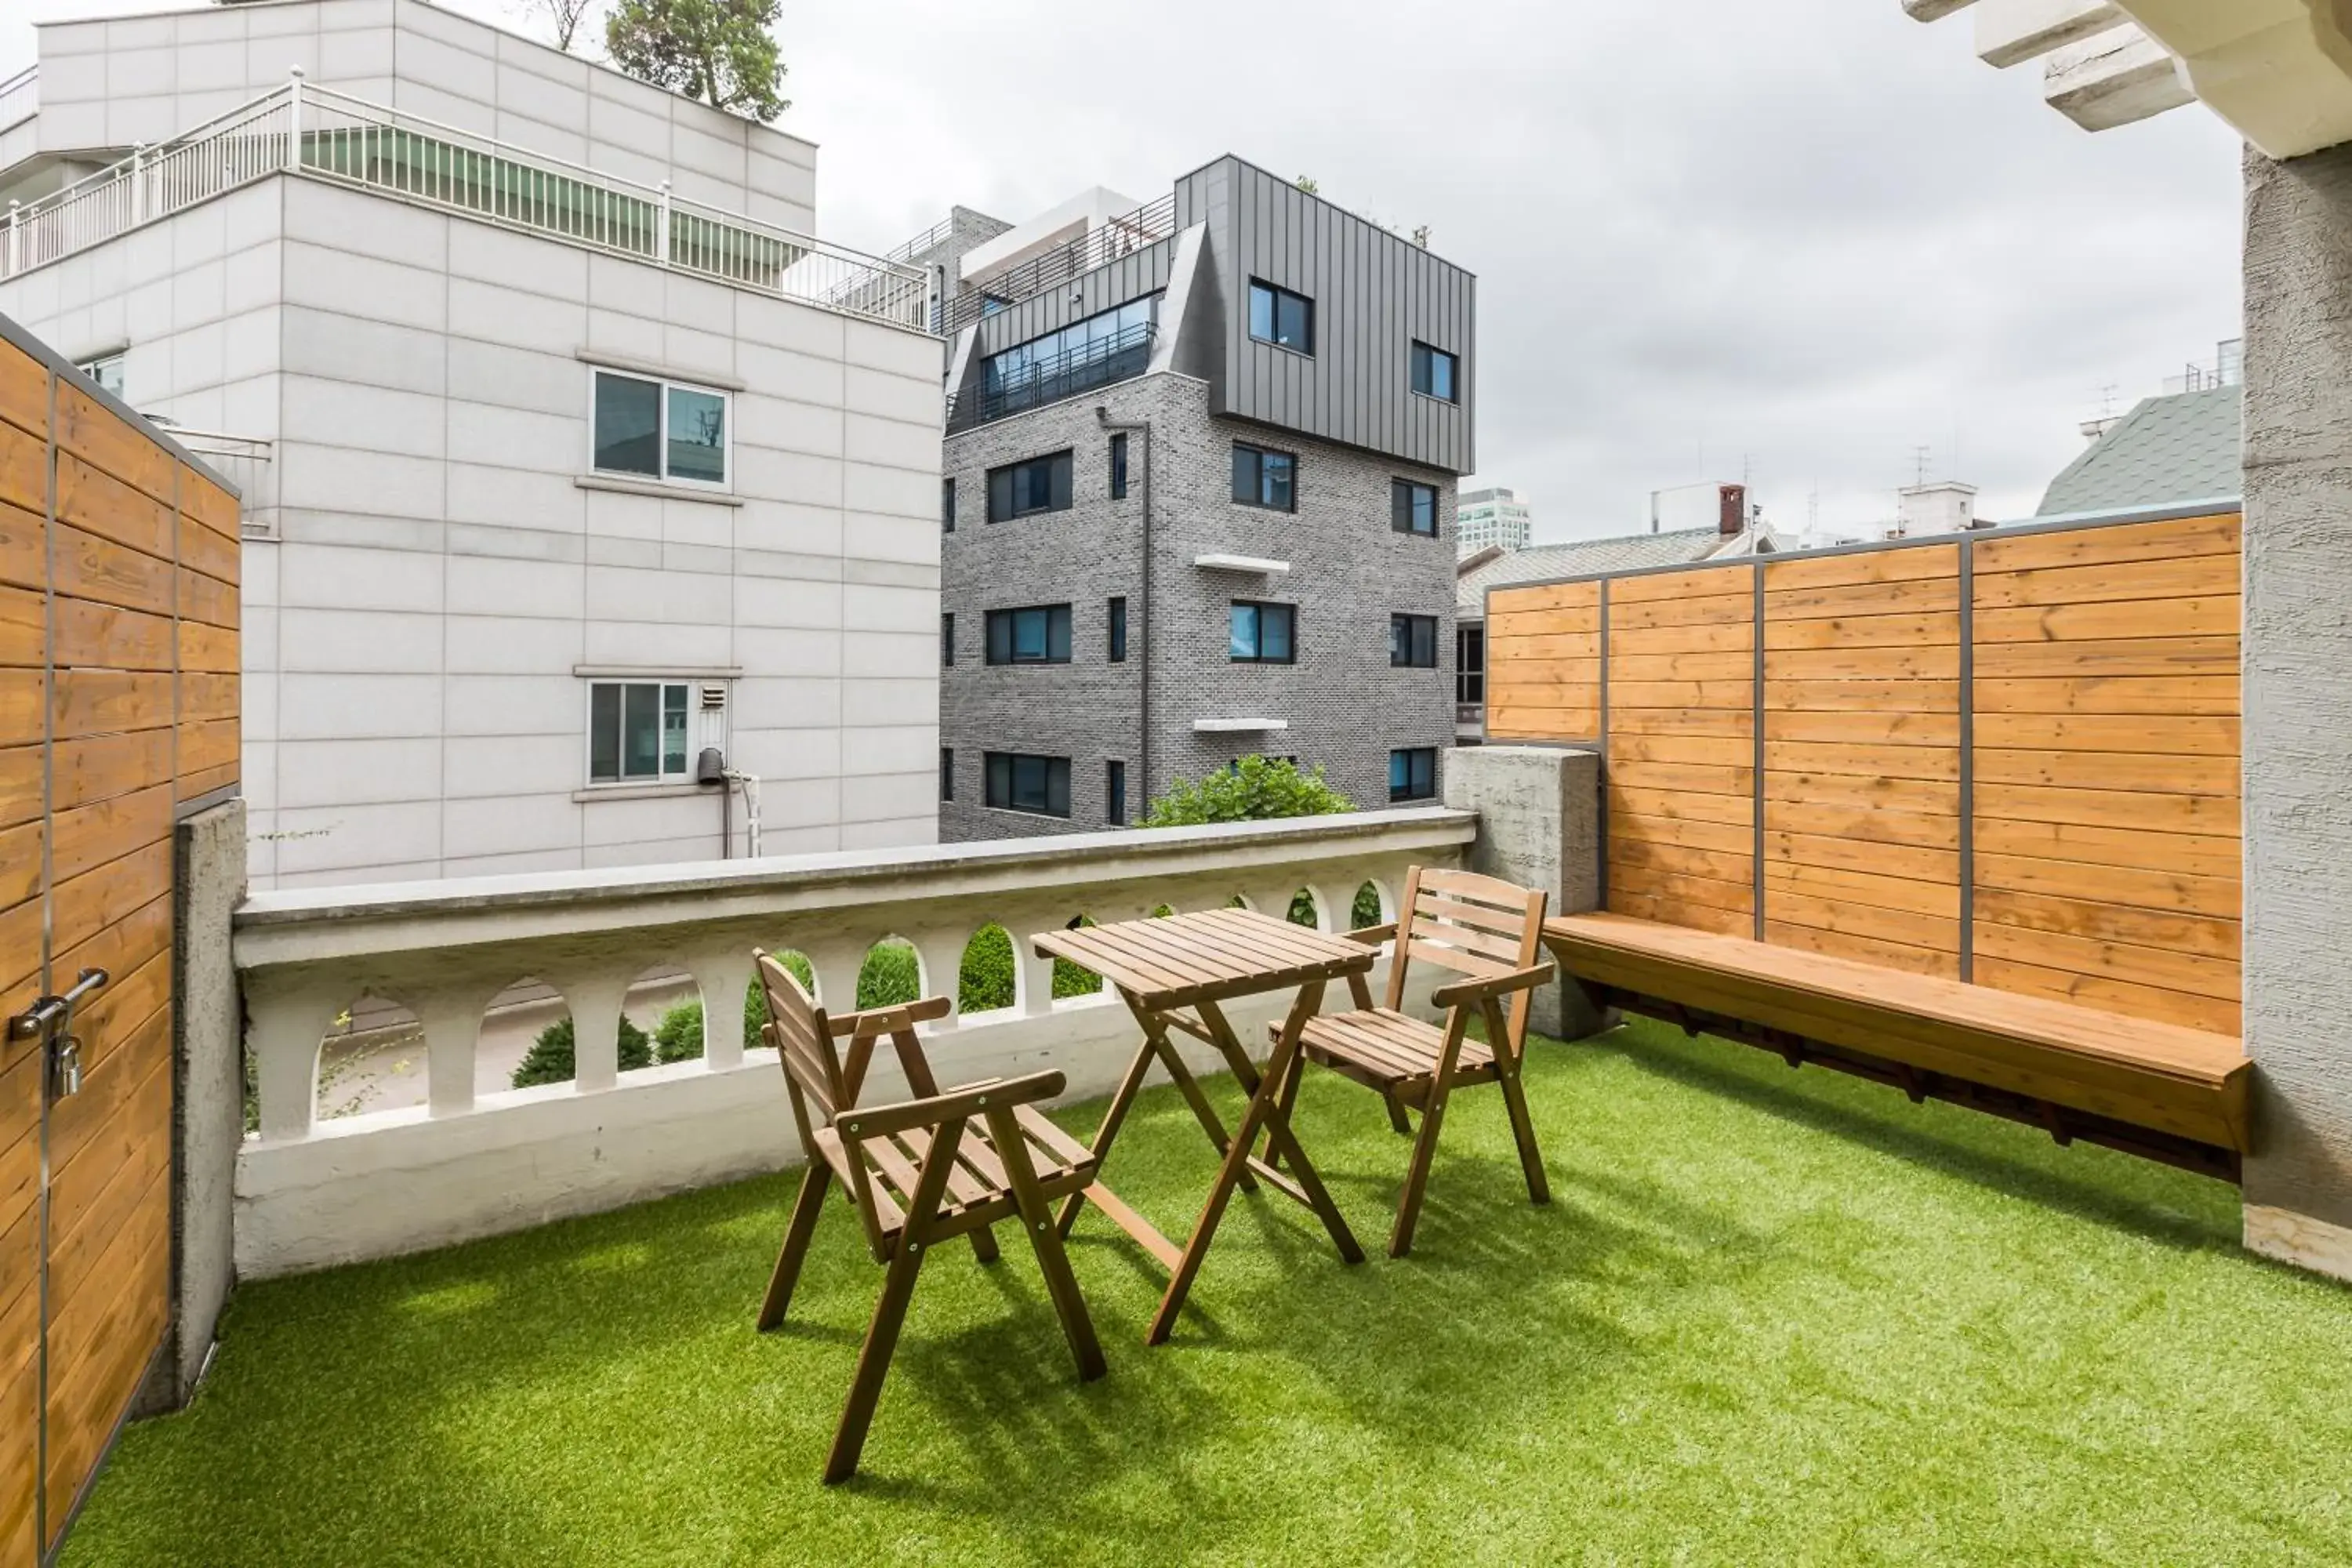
xmin=27 ymin=0 xmax=817 ymax=230
xmin=0 ymin=175 xmax=943 ymax=887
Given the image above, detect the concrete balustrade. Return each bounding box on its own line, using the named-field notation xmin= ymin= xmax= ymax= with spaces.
xmin=230 ymin=808 xmax=1477 ymax=1279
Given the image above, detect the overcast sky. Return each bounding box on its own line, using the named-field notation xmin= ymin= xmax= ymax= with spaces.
xmin=3 ymin=0 xmax=2245 ymax=540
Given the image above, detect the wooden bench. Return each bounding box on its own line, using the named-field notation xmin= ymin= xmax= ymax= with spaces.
xmin=1544 ymin=913 xmax=2253 ymax=1181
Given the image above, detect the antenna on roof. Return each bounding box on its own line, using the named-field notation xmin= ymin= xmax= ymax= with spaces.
xmin=1911 ymin=445 xmax=1933 ymax=487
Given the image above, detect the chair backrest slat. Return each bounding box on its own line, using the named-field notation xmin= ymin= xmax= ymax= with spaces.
xmin=1385 ymin=866 xmax=1548 ymax=1047
xmin=757 ymin=950 xmax=844 ymax=1120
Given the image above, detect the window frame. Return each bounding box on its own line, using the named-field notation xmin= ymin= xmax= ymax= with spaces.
xmin=942 ymin=612 xmax=955 ymax=667
xmin=583 ymin=678 xmax=696 ymax=787
xmin=1409 ymin=341 xmax=1460 ymax=405
xmin=1389 ymin=613 xmax=1439 ymax=669
xmin=587 ymin=367 xmax=734 ymax=489
xmin=1391 ymin=478 xmax=1439 ymax=537
xmin=1457 ymin=625 xmax=1486 ymax=703
xmin=1106 ymin=759 xmax=1127 ymax=826
xmin=984 ymin=751 xmax=1073 ymax=818
xmin=1247 ymin=279 xmax=1316 ymax=355
xmin=1229 ymin=600 xmax=1298 ymax=665
xmin=985 ymin=603 xmax=1074 ymax=666
xmin=942 ymin=477 xmax=956 ymax=533
xmin=940 ymin=746 xmax=955 ymax=802
xmin=77 ymin=352 xmax=125 ymax=400
xmin=1388 ymin=746 xmax=1438 ymax=803
xmin=1231 ymin=442 xmax=1298 ymax=512
xmin=1108 ymin=596 xmax=1127 ymax=663
xmin=1109 ymin=432 xmax=1129 ymax=500
xmin=985 ymin=449 xmax=1076 ymax=523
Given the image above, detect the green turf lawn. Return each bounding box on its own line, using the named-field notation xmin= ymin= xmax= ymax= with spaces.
xmin=62 ymin=1017 xmax=2352 ymax=1566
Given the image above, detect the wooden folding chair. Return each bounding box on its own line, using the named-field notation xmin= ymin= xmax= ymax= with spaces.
xmin=1272 ymin=867 xmax=1555 ymax=1258
xmin=752 ymin=950 xmax=1106 ymax=1483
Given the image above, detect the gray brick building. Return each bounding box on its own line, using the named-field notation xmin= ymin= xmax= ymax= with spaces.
xmin=911 ymin=157 xmax=1474 ymax=840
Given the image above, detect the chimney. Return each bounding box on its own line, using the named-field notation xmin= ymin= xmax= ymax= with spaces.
xmin=1719 ymin=483 xmax=1747 ymax=536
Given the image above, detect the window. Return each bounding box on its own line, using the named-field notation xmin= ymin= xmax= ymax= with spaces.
xmin=941 ymin=747 xmax=954 ymax=801
xmin=1391 ymin=479 xmax=1439 ymax=536
xmin=1109 ymin=433 xmax=1129 ymax=500
xmin=1231 ymin=443 xmax=1296 ymax=511
xmin=980 ymin=296 xmax=1157 ymax=420
xmin=587 ymin=681 xmax=691 ymax=784
xmin=591 ymin=369 xmax=729 ymax=485
xmin=985 ymin=604 xmax=1073 ymax=665
xmin=1107 ymin=760 xmax=1127 ymax=826
xmin=942 ymin=478 xmax=956 ymax=533
xmin=1229 ymin=601 xmax=1296 ymax=664
xmin=1457 ymin=625 xmax=1486 ymax=703
xmin=942 ymin=612 xmax=955 ymax=666
xmin=1390 ymin=614 xmax=1439 ymax=668
xmin=1247 ymin=280 xmax=1314 ymax=354
xmin=78 ymin=353 xmax=124 ymax=400
xmin=985 ymin=752 xmax=1072 ymax=817
xmin=1108 ymin=597 xmax=1127 ymax=662
xmin=1410 ymin=341 xmax=1459 ymax=403
xmin=1389 ymin=747 xmax=1437 ymax=802
xmin=987 ymin=450 xmax=1074 ymax=521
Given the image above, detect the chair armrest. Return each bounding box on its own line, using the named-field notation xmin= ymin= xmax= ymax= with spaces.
xmin=1430 ymin=961 xmax=1556 ymax=1009
xmin=1344 ymin=923 xmax=1397 ymax=946
xmin=832 ymin=1069 xmax=1066 ymax=1142
xmin=827 ymin=994 xmax=954 ymax=1037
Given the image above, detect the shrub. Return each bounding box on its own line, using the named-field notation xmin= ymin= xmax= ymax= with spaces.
xmin=511 ymin=1013 xmax=653 ymax=1088
xmin=953 ymin=924 xmax=1098 ymax=1013
xmin=1351 ymin=881 xmax=1383 ymax=930
xmin=1142 ymin=754 xmax=1355 ymax=827
xmin=651 ymin=978 xmax=773 ymax=1064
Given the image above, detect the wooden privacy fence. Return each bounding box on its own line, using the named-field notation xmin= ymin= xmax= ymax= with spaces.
xmin=1483 ymin=508 xmax=2241 ymax=1036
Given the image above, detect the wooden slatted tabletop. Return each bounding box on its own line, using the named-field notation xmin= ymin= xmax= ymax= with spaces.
xmin=1032 ymin=908 xmax=1376 ymax=1344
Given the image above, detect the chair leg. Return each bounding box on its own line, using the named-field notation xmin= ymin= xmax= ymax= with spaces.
xmin=1022 ymin=1205 xmax=1106 ymax=1381
xmin=825 ymin=1233 xmax=929 ymax=1485
xmin=757 ymin=1161 xmax=832 ymax=1332
xmin=1497 ymin=1069 xmax=1550 ymax=1206
xmin=1383 ymin=1093 xmax=1413 ymax=1136
xmin=1389 ymin=1083 xmax=1453 ymax=1259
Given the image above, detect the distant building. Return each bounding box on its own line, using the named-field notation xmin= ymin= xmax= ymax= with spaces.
xmin=1453 ymin=510 xmax=1779 ymax=743
xmin=1455 ymin=485 xmax=1532 ymax=557
xmin=2039 ymin=345 xmax=2241 ymax=517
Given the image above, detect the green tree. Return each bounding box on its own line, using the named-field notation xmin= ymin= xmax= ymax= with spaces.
xmin=1142 ymin=754 xmax=1355 ymax=828
xmin=605 ymin=0 xmax=789 ymax=122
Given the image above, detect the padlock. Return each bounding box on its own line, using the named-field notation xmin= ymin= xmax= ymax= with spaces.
xmin=49 ymin=1033 xmax=82 ymax=1100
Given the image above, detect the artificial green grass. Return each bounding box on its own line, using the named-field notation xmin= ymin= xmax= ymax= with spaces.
xmin=64 ymin=1018 xmax=2352 ymax=1566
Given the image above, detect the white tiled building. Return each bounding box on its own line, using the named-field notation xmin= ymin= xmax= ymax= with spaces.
xmin=0 ymin=0 xmax=945 ymax=887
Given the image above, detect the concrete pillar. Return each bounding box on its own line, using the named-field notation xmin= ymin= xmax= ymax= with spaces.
xmin=2241 ymin=140 xmax=2352 ymax=1283
xmin=1441 ymin=745 xmax=1609 ymax=1040
xmin=553 ymin=972 xmax=629 ymax=1091
xmin=162 ymin=800 xmax=245 ymax=1410
xmin=684 ymin=947 xmax=756 ymax=1069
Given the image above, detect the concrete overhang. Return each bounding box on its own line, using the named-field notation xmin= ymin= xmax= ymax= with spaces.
xmin=1193 ymin=718 xmax=1290 ymax=733
xmin=1193 ymin=554 xmax=1291 ymax=574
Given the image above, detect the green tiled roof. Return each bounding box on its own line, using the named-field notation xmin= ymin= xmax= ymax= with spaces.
xmin=2037 ymin=386 xmax=2241 ymax=517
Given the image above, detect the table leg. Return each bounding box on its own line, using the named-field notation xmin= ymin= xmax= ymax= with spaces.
xmin=1147 ymin=1019 xmax=1260 ymax=1195
xmin=1148 ymin=980 xmax=1363 ymax=1345
xmin=1054 ymin=1005 xmax=1160 ymax=1239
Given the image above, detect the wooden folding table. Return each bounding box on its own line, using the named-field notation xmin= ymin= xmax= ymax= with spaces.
xmin=1031 ymin=906 xmax=1377 ymax=1344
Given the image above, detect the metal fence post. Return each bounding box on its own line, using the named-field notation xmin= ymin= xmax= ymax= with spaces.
xmin=656 ymin=180 xmax=671 ymax=265
xmin=4 ymin=201 xmax=16 ymax=278
xmin=131 ymin=143 xmax=147 ymax=225
xmin=286 ymin=67 xmax=304 ymax=173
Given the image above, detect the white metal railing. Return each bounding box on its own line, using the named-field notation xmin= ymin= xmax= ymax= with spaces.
xmin=230 ymin=809 xmax=1477 ymax=1276
xmin=0 ymin=71 xmax=930 ymax=332
xmin=0 ymin=64 xmax=34 ymax=135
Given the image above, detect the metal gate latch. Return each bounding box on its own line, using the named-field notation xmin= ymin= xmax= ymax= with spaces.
xmin=6 ymin=967 xmax=109 ymax=1102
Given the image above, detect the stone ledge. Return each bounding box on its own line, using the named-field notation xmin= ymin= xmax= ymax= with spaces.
xmin=2245 ymin=1203 xmax=2352 ymax=1284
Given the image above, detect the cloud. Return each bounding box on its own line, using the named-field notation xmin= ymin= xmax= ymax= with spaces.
xmin=3 ymin=0 xmax=2241 ymax=539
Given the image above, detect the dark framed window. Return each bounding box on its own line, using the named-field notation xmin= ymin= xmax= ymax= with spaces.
xmin=985 ymin=604 xmax=1073 ymax=665
xmin=985 ymin=752 xmax=1072 ymax=817
xmin=1108 ymin=597 xmax=1127 ymax=662
xmin=1389 ymin=747 xmax=1437 ymax=802
xmin=1247 ymin=279 xmax=1314 ymax=354
xmin=587 ymin=681 xmax=691 ymax=784
xmin=1410 ymin=341 xmax=1459 ymax=403
xmin=1109 ymin=433 xmax=1129 ymax=499
xmin=940 ymin=747 xmax=954 ymax=801
xmin=985 ymin=450 xmax=1074 ymax=521
xmin=1391 ymin=479 xmax=1439 ymax=536
xmin=942 ymin=612 xmax=955 ymax=667
xmin=591 ymin=368 xmax=728 ymax=485
xmin=1231 ymin=442 xmax=1296 ymax=511
xmin=942 ymin=477 xmax=956 ymax=533
xmin=1107 ymin=760 xmax=1127 ymax=826
xmin=1390 ymin=614 xmax=1439 ymax=668
xmin=1229 ymin=601 xmax=1296 ymax=663
xmin=979 ymin=296 xmax=1156 ymax=422
xmin=1457 ymin=625 xmax=1486 ymax=703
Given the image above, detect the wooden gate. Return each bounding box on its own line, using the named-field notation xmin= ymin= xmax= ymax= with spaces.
xmin=1 ymin=316 xmax=240 ymax=1563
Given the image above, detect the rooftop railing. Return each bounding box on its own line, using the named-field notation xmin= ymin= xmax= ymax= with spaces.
xmin=0 ymin=64 xmax=35 ymax=136
xmin=939 ymin=192 xmax=1177 ymax=336
xmin=946 ymin=319 xmax=1155 ymax=433
xmin=232 ymin=808 xmax=1475 ymax=1278
xmin=0 ymin=71 xmax=931 ymax=332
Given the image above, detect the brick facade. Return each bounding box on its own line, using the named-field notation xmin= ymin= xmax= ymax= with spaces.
xmin=939 ymin=372 xmax=1454 ymax=840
